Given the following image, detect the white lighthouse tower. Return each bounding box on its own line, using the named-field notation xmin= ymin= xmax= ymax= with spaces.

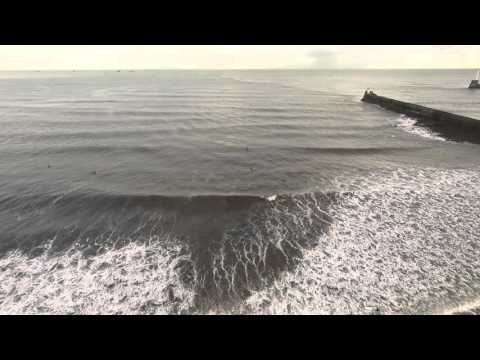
xmin=468 ymin=70 xmax=480 ymax=89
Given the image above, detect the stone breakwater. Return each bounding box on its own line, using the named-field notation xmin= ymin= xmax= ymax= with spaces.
xmin=362 ymin=91 xmax=480 ymax=144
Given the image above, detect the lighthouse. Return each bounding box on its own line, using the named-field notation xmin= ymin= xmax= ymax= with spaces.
xmin=468 ymin=70 xmax=480 ymax=89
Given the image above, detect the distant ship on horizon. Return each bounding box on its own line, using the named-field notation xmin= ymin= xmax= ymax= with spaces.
xmin=468 ymin=70 xmax=480 ymax=89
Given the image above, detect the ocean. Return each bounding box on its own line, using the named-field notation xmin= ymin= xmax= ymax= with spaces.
xmin=1 ymin=69 xmax=480 ymax=314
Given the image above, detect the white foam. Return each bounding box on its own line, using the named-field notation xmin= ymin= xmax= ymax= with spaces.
xmin=0 ymin=240 xmax=195 ymax=315
xmin=3 ymin=167 xmax=480 ymax=314
xmin=395 ymin=115 xmax=446 ymax=142
xmin=239 ymin=167 xmax=480 ymax=314
xmin=266 ymin=195 xmax=278 ymax=202
xmin=440 ymin=297 xmax=480 ymax=315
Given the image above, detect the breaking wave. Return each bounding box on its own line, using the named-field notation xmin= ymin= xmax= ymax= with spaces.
xmin=239 ymin=167 xmax=480 ymax=314
xmin=395 ymin=115 xmax=447 ymax=142
xmin=0 ymin=191 xmax=333 ymax=313
xmin=0 ymin=240 xmax=195 ymax=315
xmin=2 ymin=167 xmax=480 ymax=314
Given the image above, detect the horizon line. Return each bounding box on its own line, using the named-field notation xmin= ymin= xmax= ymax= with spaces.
xmin=0 ymin=67 xmax=479 ymax=72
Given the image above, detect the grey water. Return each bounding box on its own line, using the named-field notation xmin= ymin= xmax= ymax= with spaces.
xmin=1 ymin=69 xmax=480 ymax=314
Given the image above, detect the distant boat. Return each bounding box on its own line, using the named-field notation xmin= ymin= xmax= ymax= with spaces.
xmin=468 ymin=70 xmax=480 ymax=89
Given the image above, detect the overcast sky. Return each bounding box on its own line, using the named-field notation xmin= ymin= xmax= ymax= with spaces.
xmin=0 ymin=45 xmax=479 ymax=70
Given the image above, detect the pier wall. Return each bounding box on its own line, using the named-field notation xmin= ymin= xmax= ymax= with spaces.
xmin=362 ymin=92 xmax=480 ymax=144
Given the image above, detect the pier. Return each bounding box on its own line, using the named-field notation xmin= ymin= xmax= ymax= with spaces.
xmin=361 ymin=91 xmax=480 ymax=144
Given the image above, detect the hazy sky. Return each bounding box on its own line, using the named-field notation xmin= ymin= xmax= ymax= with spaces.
xmin=0 ymin=45 xmax=479 ymax=70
